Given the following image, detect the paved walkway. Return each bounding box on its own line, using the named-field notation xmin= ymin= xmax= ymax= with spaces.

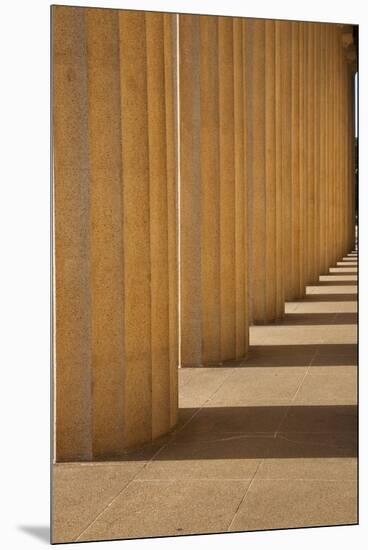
xmin=53 ymin=251 xmax=357 ymax=543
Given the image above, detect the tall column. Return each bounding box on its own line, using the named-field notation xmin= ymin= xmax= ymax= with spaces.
xmin=319 ymin=24 xmax=329 ymax=275
xmin=218 ymin=16 xmax=236 ymax=359
xmin=264 ymin=20 xmax=279 ymax=321
xmin=179 ymin=15 xmax=203 ymax=366
xmin=53 ymin=7 xmax=178 ymax=461
xmin=234 ymin=18 xmax=248 ymax=357
xmin=280 ymin=21 xmax=293 ymax=300
xmin=307 ymin=23 xmax=316 ymax=283
xmin=298 ymin=22 xmax=307 ymax=295
xmin=314 ymin=23 xmax=322 ymax=275
xmin=275 ymin=21 xmax=285 ymax=314
xmin=290 ymin=22 xmax=302 ymax=298
xmin=200 ymin=15 xmax=222 ymax=364
xmin=180 ymin=14 xmax=248 ymax=364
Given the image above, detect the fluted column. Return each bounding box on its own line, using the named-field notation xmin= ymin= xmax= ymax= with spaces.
xmin=53 ymin=7 xmax=178 ymax=461
xmin=264 ymin=20 xmax=278 ymax=320
xmin=180 ymin=14 xmax=248 ymax=365
xmin=290 ymin=22 xmax=302 ymax=298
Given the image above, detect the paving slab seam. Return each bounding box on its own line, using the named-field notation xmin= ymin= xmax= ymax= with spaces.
xmin=226 ymin=459 xmax=265 ymax=532
xmin=74 ymin=368 xmax=236 ymax=541
xmin=73 ymin=454 xmax=162 ymax=541
xmin=273 ymin=346 xmax=319 ymax=438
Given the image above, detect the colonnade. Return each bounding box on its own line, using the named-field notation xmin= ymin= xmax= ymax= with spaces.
xmin=180 ymin=16 xmax=356 ymax=364
xmin=53 ymin=6 xmax=356 ymax=461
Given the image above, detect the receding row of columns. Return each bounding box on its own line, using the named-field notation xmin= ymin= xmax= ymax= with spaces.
xmin=53 ymin=7 xmax=356 ymax=461
xmin=180 ymin=16 xmax=356 ymax=356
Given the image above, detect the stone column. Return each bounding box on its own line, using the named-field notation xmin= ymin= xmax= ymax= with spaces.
xmin=234 ymin=18 xmax=249 ymax=357
xmin=275 ymin=21 xmax=285 ymax=315
xmin=264 ymin=20 xmax=278 ymax=321
xmin=314 ymin=24 xmax=322 ymax=276
xmin=280 ymin=21 xmax=293 ymax=300
xmin=290 ymin=22 xmax=302 ymax=298
xmin=180 ymin=14 xmax=248 ymax=364
xmin=53 ymin=7 xmax=178 ymax=461
xmin=298 ymin=22 xmax=307 ymax=295
xmin=327 ymin=25 xmax=334 ymax=268
xmin=179 ymin=15 xmax=203 ymax=367
xmin=306 ymin=23 xmax=316 ymax=283
xmin=199 ymin=15 xmax=223 ymax=364
xmin=218 ymin=16 xmax=236 ymax=359
xmin=319 ymin=24 xmax=329 ymax=275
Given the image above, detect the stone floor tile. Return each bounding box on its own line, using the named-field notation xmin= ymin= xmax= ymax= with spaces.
xmin=250 ymin=325 xmax=326 ymax=346
xmin=251 ymin=324 xmax=356 ymax=346
xmin=177 ymin=405 xmax=287 ymax=437
xmin=306 ymin=285 xmax=357 ymax=295
xmin=309 ymin=365 xmax=356 ymax=375
xmin=52 ymin=462 xmax=145 ymax=543
xmin=77 ymin=479 xmax=250 ymax=541
xmin=178 ymin=367 xmax=232 ymax=408
xmin=320 ymin=275 xmax=357 ymax=282
xmin=254 ymin=432 xmax=357 ymax=480
xmin=229 ymin=479 xmax=357 ymax=532
xmin=334 ymin=312 xmax=358 ymax=324
xmin=329 ymin=267 xmax=357 ymax=273
xmin=293 ymin=373 xmax=357 ymax=405
xmin=287 ymin=301 xmax=357 ymax=313
xmin=207 ymin=368 xmax=306 ymax=405
xmin=135 ymin=435 xmax=270 ymax=479
xmin=278 ymin=404 xmax=357 ymax=433
xmin=243 ymin=344 xmax=316 ymax=367
xmin=313 ymin=344 xmax=357 ymax=366
xmin=280 ymin=313 xmax=337 ymax=325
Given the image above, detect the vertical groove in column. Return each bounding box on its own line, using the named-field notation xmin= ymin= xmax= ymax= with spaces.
xmin=53 ymin=6 xmax=93 ymax=461
xmin=265 ymin=20 xmax=277 ymax=320
xmin=119 ymin=11 xmax=152 ymax=448
xmin=86 ymin=8 xmax=125 ymax=458
xmin=244 ymin=19 xmax=254 ymax=325
xmin=338 ymin=39 xmax=342 ymax=258
xmin=298 ymin=22 xmax=306 ymax=296
xmin=275 ymin=21 xmax=285 ymax=316
xmin=290 ymin=22 xmax=301 ymax=298
xmin=163 ymin=13 xmax=179 ymax=426
xmin=280 ymin=21 xmax=293 ymax=300
xmin=242 ymin=20 xmax=250 ymax=351
xmin=234 ymin=18 xmax=247 ymax=358
xmin=179 ymin=15 xmax=202 ymax=366
xmin=320 ymin=24 xmax=328 ymax=275
xmin=218 ymin=17 xmax=236 ymax=359
xmin=327 ymin=25 xmax=333 ymax=268
xmin=307 ymin=23 xmax=316 ymax=283
xmin=314 ymin=23 xmax=321 ymax=276
xmin=146 ymin=12 xmax=171 ymax=440
xmin=249 ymin=19 xmax=266 ymax=324
xmin=303 ymin=23 xmax=309 ymax=289
xmin=200 ymin=15 xmax=221 ymax=363
xmin=332 ymin=28 xmax=338 ymax=262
